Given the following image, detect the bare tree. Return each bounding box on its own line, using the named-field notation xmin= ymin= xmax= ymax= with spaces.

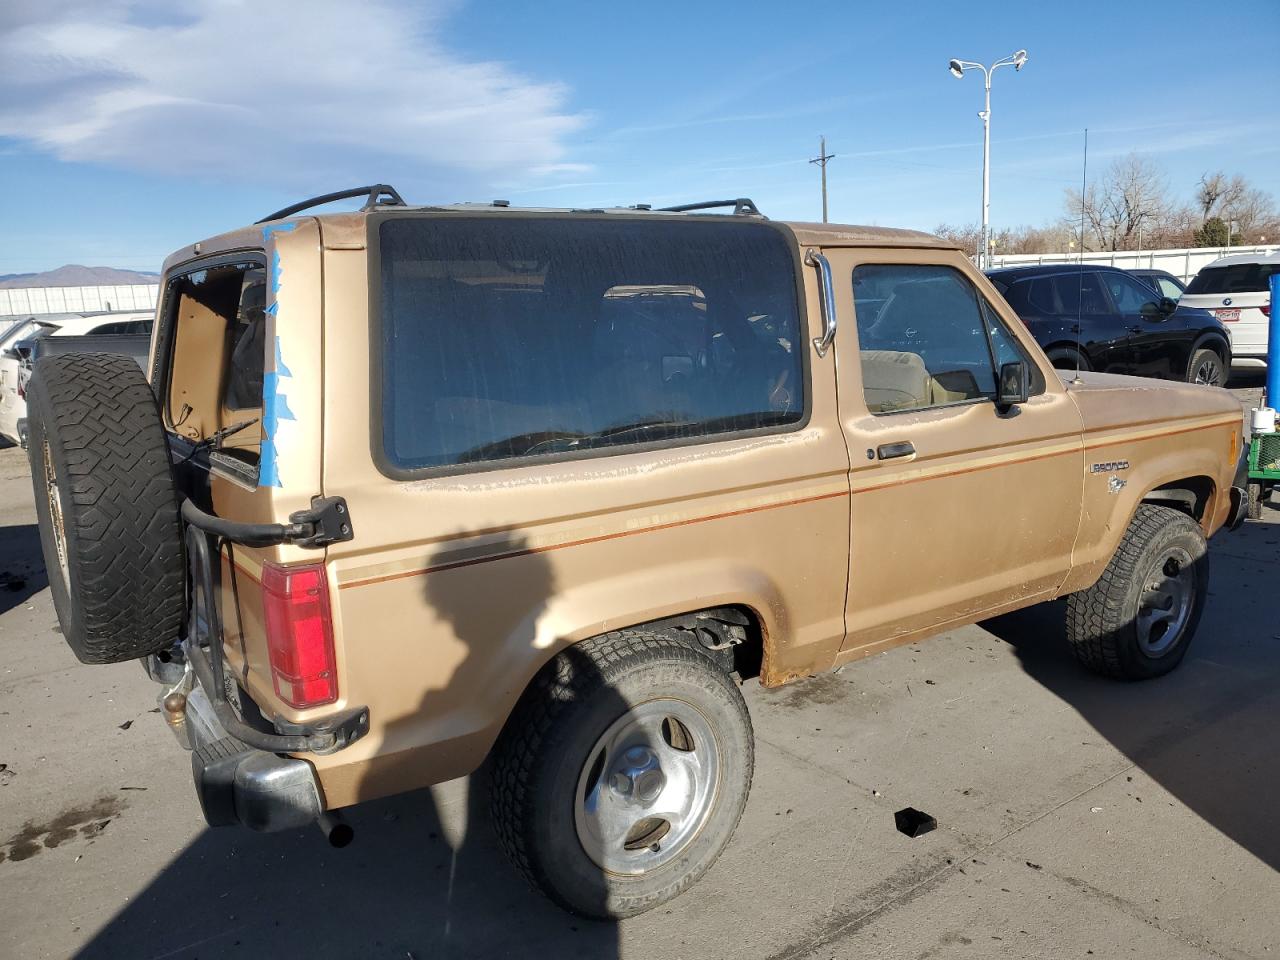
xmin=933 ymin=223 xmax=983 ymax=258
xmin=1225 ymin=185 xmax=1279 ymax=241
xmin=1195 ymin=172 xmax=1247 ymax=222
xmin=1065 ymin=154 xmax=1170 ymax=251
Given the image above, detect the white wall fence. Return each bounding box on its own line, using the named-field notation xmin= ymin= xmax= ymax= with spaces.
xmin=0 ymin=284 xmax=159 ymax=319
xmin=987 ymin=245 xmax=1279 ymax=283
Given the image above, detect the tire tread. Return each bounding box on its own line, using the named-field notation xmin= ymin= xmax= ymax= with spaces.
xmin=1065 ymin=503 xmax=1204 ymax=679
xmin=28 ymin=353 xmax=185 ymax=664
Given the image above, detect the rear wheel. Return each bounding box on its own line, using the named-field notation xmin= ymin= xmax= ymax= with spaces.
xmin=490 ymin=629 xmax=753 ymax=919
xmin=26 ymin=354 xmax=185 ymax=664
xmin=1065 ymin=504 xmax=1208 ymax=680
xmin=1051 ymin=349 xmax=1090 ymax=374
xmin=1187 ymin=348 xmax=1225 ymax=387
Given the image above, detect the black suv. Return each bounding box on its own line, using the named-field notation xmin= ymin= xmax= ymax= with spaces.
xmin=986 ymin=264 xmax=1230 ymax=386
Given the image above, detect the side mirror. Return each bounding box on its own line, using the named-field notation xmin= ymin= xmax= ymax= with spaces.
xmin=1159 ymin=296 xmax=1178 ymax=316
xmin=1141 ymin=297 xmax=1177 ymax=319
xmin=997 ymin=360 xmax=1030 ymax=411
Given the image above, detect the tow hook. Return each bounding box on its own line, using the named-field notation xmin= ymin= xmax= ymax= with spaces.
xmin=317 ymin=810 xmax=354 ymax=848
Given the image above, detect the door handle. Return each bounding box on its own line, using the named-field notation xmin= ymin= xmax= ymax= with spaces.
xmin=876 ymin=441 xmax=915 ymax=460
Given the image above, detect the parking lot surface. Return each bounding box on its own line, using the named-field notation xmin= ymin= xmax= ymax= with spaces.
xmin=1 ymin=381 xmax=1277 ymax=960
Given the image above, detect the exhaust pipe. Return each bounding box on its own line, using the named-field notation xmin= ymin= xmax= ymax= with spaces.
xmin=317 ymin=810 xmax=354 ymax=848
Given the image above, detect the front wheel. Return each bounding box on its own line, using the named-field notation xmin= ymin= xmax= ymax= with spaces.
xmin=1187 ymin=348 xmax=1225 ymax=387
xmin=489 ymin=629 xmax=754 ymax=919
xmin=1065 ymin=504 xmax=1208 ymax=680
xmin=1247 ymin=481 xmax=1264 ymax=520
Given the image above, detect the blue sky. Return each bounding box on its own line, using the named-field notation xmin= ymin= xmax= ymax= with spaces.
xmin=2 ymin=0 xmax=1278 ymax=274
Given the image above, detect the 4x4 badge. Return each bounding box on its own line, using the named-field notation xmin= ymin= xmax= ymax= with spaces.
xmin=1090 ymin=460 xmax=1130 ymax=473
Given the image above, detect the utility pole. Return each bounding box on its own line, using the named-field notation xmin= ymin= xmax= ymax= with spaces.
xmin=810 ymin=136 xmax=835 ymax=223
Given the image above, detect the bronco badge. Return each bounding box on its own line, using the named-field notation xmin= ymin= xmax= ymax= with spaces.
xmin=1090 ymin=460 xmax=1130 ymax=474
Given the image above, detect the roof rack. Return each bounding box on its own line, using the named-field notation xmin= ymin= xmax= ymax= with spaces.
xmin=256 ymin=184 xmax=407 ymax=224
xmin=658 ymin=198 xmax=764 ymax=218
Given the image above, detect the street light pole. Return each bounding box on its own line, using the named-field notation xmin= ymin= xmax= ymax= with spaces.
xmin=981 ymin=72 xmax=991 ymax=269
xmin=948 ymin=50 xmax=1028 ymax=270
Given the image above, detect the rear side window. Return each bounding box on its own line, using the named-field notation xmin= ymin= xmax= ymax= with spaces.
xmin=87 ymin=319 xmax=153 ymax=336
xmin=1186 ymin=263 xmax=1280 ymax=295
xmin=1101 ymin=272 xmax=1159 ymax=313
xmin=376 ymin=217 xmax=805 ymax=473
xmin=1026 ymin=273 xmax=1110 ymax=316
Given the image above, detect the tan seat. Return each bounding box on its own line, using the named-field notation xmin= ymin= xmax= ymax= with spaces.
xmin=859 ymin=350 xmax=983 ymax=413
xmin=860 ymin=350 xmax=930 ymax=412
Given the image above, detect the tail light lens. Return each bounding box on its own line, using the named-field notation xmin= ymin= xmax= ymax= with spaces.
xmin=1262 ymin=303 xmax=1271 ymax=318
xmin=261 ymin=561 xmax=337 ymax=708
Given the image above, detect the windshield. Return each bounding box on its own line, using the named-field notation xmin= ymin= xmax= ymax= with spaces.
xmin=377 ymin=216 xmax=805 ymax=472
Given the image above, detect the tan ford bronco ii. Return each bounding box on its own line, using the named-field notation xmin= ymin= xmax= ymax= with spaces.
xmin=27 ymin=186 xmax=1249 ymax=918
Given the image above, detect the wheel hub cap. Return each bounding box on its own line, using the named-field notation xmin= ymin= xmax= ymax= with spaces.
xmin=1194 ymin=358 xmax=1221 ymax=386
xmin=1136 ymin=547 xmax=1194 ymax=656
xmin=575 ymin=699 xmax=720 ymax=875
xmin=43 ymin=440 xmax=70 ymax=592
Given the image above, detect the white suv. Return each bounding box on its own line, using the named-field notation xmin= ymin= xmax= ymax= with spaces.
xmin=0 ymin=312 xmax=153 ymax=446
xmin=1181 ymin=251 xmax=1279 ymax=370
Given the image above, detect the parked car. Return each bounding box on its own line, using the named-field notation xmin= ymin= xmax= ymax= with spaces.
xmin=26 ymin=190 xmax=1248 ymax=919
xmin=1130 ymin=268 xmax=1186 ymax=300
xmin=0 ymin=312 xmax=153 ymax=446
xmin=985 ymin=264 xmax=1231 ymax=386
xmin=1179 ymin=251 xmax=1280 ymax=371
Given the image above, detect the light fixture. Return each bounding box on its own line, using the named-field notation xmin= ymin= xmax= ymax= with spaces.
xmin=949 ymin=59 xmax=964 ymax=78
xmin=1012 ymin=49 xmax=1028 ymax=71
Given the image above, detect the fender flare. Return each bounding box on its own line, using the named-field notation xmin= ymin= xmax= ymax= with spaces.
xmin=1190 ymin=330 xmax=1231 ymax=368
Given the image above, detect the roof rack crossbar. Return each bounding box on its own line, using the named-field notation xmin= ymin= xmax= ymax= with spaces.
xmin=658 ymin=198 xmax=764 ymax=218
xmin=256 ymin=184 xmax=407 ymax=224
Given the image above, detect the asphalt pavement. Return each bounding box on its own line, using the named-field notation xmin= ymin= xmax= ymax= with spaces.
xmin=0 ymin=380 xmax=1277 ymax=960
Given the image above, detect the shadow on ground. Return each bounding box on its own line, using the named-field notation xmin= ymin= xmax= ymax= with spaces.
xmin=0 ymin=523 xmax=47 ymax=617
xmin=983 ymin=517 xmax=1280 ymax=872
xmin=76 ymin=781 xmax=615 ymax=960
xmin=77 ymin=529 xmax=622 ymax=960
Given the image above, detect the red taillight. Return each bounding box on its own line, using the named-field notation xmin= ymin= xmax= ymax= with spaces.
xmin=261 ymin=561 xmax=337 ymax=709
xmin=1262 ymin=303 xmax=1271 ymax=318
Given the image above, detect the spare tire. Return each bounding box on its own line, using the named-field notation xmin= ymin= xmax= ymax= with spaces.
xmin=26 ymin=353 xmax=186 ymax=664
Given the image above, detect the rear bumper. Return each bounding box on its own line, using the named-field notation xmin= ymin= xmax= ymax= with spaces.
xmin=1231 ymin=356 xmax=1267 ymax=369
xmin=184 ymin=684 xmax=325 ymax=832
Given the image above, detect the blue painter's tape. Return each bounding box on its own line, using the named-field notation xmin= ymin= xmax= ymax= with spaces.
xmin=259 ymin=372 xmax=283 ymax=489
xmin=258 ymin=220 xmax=297 ymax=488
xmin=261 ymin=221 xmax=297 ymax=244
xmin=274 ymin=336 xmax=292 ymax=378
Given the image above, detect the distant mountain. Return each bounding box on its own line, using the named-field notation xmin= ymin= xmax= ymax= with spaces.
xmin=0 ymin=265 xmax=160 ymax=289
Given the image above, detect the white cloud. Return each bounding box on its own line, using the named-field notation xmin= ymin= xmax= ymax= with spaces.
xmin=0 ymin=0 xmax=588 ymax=195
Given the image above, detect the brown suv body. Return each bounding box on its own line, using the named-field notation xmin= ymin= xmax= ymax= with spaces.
xmin=150 ymin=209 xmax=1246 ymax=811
